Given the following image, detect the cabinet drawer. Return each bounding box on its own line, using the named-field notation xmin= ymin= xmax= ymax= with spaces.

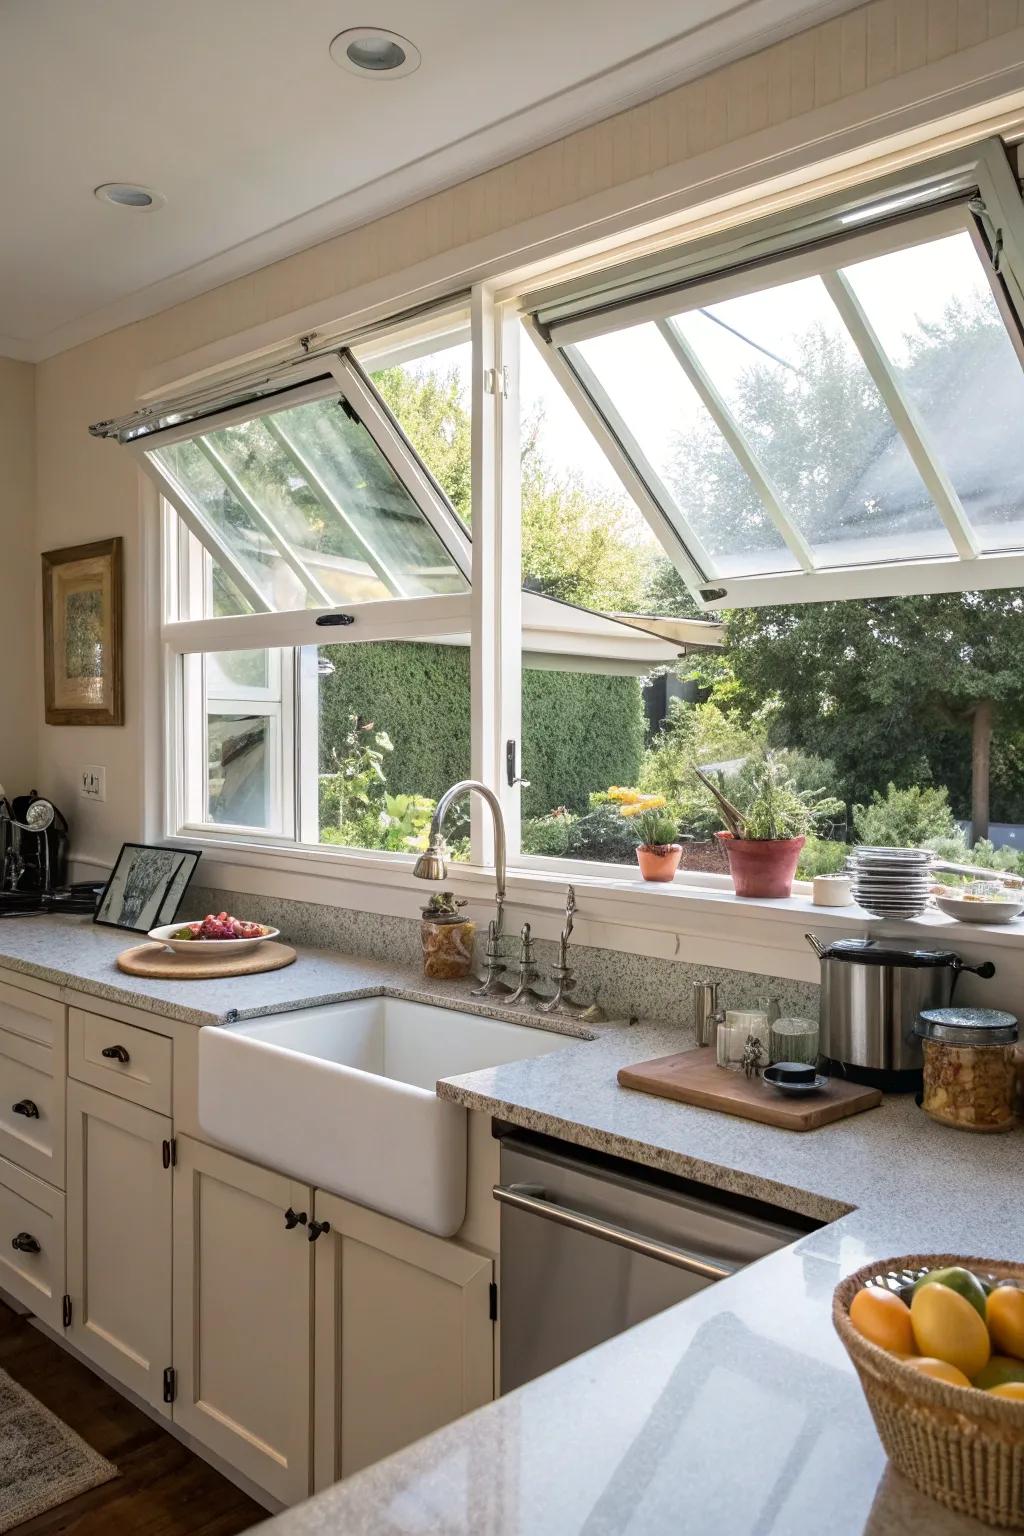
xmin=0 ymin=1026 xmax=65 ymax=1187
xmin=0 ymin=977 xmax=63 ymax=1049
xmin=0 ymin=1154 xmax=64 ymax=1331
xmin=69 ymin=1010 xmax=172 ymax=1115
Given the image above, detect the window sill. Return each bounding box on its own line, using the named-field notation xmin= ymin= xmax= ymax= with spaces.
xmin=114 ymin=831 xmax=1024 ymax=984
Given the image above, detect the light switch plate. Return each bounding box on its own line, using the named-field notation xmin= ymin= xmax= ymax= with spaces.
xmin=80 ymin=766 xmax=106 ymax=802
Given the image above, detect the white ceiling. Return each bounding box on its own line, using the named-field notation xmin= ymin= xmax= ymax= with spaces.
xmin=0 ymin=0 xmax=858 ymax=361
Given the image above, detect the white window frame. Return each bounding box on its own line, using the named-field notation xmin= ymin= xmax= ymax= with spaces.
xmin=132 ymin=134 xmax=1024 ymax=930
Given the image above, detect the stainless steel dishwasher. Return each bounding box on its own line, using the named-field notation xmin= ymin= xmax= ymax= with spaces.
xmin=495 ymin=1130 xmax=814 ymax=1393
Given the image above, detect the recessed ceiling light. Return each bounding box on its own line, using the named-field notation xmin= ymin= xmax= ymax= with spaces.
xmin=330 ymin=27 xmax=421 ymax=78
xmin=94 ymin=183 xmax=166 ymax=210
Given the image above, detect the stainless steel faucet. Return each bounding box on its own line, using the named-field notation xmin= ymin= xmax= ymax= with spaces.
xmin=413 ymin=776 xmax=508 ymax=945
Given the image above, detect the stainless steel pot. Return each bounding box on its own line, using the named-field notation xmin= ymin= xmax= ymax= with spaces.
xmin=805 ymin=935 xmax=995 ymax=1088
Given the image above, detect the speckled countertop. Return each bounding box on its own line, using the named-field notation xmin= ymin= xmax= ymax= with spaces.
xmin=0 ymin=916 xmax=1015 ymax=1535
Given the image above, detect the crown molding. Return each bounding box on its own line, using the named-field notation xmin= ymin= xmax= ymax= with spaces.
xmin=19 ymin=0 xmax=859 ymax=363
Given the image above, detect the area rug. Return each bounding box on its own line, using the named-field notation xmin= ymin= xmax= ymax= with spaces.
xmin=0 ymin=1367 xmax=117 ymax=1531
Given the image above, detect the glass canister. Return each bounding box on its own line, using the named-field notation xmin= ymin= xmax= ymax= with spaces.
xmin=769 ymin=1015 xmax=820 ymax=1067
xmin=716 ymin=1009 xmax=770 ymax=1073
xmin=914 ymin=1007 xmax=1019 ymax=1133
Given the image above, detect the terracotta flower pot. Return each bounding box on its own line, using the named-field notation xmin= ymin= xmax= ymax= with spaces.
xmin=715 ymin=831 xmax=805 ymax=899
xmin=636 ymin=843 xmax=682 ymax=882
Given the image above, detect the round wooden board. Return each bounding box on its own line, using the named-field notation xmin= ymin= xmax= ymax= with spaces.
xmin=116 ymin=940 xmax=297 ymax=980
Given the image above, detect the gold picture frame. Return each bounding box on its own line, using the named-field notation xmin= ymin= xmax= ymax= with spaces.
xmin=42 ymin=538 xmax=124 ymax=726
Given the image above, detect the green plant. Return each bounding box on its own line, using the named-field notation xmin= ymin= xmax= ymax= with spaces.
xmin=694 ymin=751 xmax=843 ymax=841
xmin=521 ymin=811 xmax=575 ymax=857
xmin=796 ymin=836 xmax=850 ymax=879
xmin=421 ymin=891 xmax=468 ymax=919
xmin=852 ymin=783 xmax=956 ymax=848
xmin=321 ymin=714 xmax=393 ymax=830
xmin=521 ymin=670 xmax=645 ymax=816
xmin=630 ymin=808 xmax=680 ymax=848
xmin=565 ymin=804 xmax=641 ymax=864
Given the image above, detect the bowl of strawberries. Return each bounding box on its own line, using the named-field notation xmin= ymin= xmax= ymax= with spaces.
xmin=149 ymin=911 xmax=279 ymax=957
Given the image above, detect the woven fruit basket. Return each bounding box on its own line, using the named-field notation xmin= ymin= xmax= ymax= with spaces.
xmin=834 ymin=1254 xmax=1024 ymax=1529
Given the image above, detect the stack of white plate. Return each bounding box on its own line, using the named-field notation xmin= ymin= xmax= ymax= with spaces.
xmin=847 ymin=846 xmax=933 ymax=918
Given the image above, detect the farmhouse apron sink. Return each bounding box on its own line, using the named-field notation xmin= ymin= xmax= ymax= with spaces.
xmin=198 ymin=996 xmax=565 ymax=1236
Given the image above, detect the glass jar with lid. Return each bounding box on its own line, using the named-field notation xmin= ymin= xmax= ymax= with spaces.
xmin=914 ymin=1007 xmax=1019 ymax=1133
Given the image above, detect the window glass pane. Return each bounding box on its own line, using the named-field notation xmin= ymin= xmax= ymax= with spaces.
xmin=372 ymin=340 xmax=473 ymax=526
xmin=671 ymin=276 xmax=954 ymax=566
xmin=151 ymin=386 xmax=468 ymax=615
xmin=316 ymin=640 xmax=470 ymax=856
xmin=842 ymin=230 xmax=1024 ymax=551
xmin=573 ymin=325 xmax=796 ymax=578
xmin=207 ymin=714 xmax=273 ymax=829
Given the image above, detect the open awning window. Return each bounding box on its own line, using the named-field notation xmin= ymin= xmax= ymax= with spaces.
xmin=528 ymin=139 xmax=1024 ymax=609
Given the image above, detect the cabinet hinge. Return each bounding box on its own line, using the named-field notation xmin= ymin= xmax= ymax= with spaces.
xmin=162 ymin=1138 xmax=177 ymax=1170
xmin=162 ymin=1366 xmax=176 ymax=1404
xmin=62 ymin=1294 xmax=72 ymax=1329
xmin=489 ymin=1281 xmax=498 ymax=1323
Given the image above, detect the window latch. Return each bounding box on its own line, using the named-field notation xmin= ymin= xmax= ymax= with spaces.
xmin=484 ymin=367 xmax=510 ymax=398
xmin=506 ymin=740 xmax=530 ymax=789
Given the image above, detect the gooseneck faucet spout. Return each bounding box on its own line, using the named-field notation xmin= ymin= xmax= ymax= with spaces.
xmin=413 ymin=779 xmax=507 ymax=936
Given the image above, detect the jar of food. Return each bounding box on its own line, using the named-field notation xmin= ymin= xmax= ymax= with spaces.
xmin=914 ymin=1007 xmax=1019 ymax=1133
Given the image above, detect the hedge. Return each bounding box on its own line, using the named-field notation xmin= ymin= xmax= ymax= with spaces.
xmin=318 ymin=643 xmax=644 ymax=816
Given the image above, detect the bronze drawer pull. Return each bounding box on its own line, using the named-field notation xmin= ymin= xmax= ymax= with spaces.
xmin=11 ymin=1232 xmax=40 ymax=1254
xmin=101 ymin=1045 xmax=130 ymax=1063
xmin=12 ymin=1100 xmax=39 ymax=1118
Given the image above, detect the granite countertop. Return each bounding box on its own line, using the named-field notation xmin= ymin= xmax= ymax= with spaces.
xmin=0 ymin=916 xmax=1015 ymax=1535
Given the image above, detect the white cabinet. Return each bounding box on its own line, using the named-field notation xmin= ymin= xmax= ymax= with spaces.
xmin=172 ymin=1135 xmax=313 ymax=1505
xmin=0 ymin=1152 xmax=64 ymax=1329
xmin=0 ymin=981 xmax=66 ymax=1188
xmin=66 ymin=1080 xmax=173 ymax=1413
xmin=313 ymin=1187 xmax=494 ymax=1488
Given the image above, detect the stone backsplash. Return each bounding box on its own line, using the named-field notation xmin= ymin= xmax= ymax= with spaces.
xmin=188 ymin=885 xmax=820 ymax=1029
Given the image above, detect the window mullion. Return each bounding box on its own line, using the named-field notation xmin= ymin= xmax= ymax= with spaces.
xmin=193 ymin=438 xmax=335 ymax=605
xmin=546 ymin=335 xmax=714 ymax=585
xmin=821 ymin=271 xmax=979 ymax=561
xmin=657 ymin=317 xmax=816 ymax=573
xmin=262 ymin=417 xmax=409 ymax=597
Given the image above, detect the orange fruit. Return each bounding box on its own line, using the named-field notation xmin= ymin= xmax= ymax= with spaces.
xmin=987 ymin=1286 xmax=1024 ymax=1361
xmin=905 ymin=1357 xmax=971 ymax=1387
xmin=989 ymin=1382 xmax=1024 ymax=1401
xmin=910 ymin=1283 xmax=990 ymax=1379
xmin=849 ymin=1287 xmax=915 ymax=1355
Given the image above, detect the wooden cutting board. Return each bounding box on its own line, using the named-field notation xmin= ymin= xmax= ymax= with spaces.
xmin=617 ymin=1049 xmax=882 ymax=1131
xmin=116 ymin=941 xmax=297 ymax=980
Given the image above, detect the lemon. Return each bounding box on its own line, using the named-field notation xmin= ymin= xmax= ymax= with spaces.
xmin=910 ymin=1282 xmax=991 ymax=1379
xmin=989 ymin=1382 xmax=1024 ymax=1401
xmin=849 ymin=1287 xmax=915 ymax=1355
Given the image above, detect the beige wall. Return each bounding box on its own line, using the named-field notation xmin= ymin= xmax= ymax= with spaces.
xmin=0 ymin=358 xmax=38 ymax=797
xmin=31 ymin=0 xmax=1024 ymax=872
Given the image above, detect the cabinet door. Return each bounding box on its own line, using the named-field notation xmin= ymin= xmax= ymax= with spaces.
xmin=0 ymin=1153 xmax=64 ymax=1330
xmin=313 ymin=1188 xmax=494 ymax=1489
xmin=173 ymin=1136 xmax=313 ymax=1505
xmin=66 ymin=1081 xmax=173 ymax=1413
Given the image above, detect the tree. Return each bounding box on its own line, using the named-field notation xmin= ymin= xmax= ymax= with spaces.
xmin=666 ymin=297 xmax=1024 ymax=839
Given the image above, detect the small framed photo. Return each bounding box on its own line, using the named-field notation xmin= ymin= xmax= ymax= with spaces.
xmin=42 ymin=538 xmax=124 ymax=726
xmin=94 ymin=844 xmax=201 ymax=933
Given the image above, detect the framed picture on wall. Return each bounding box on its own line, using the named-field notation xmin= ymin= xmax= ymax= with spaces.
xmin=94 ymin=843 xmax=201 ymax=933
xmin=41 ymin=537 xmax=124 ymax=725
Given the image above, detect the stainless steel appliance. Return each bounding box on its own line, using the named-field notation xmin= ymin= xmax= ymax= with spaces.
xmin=805 ymin=935 xmax=995 ymax=1089
xmin=495 ymin=1131 xmax=812 ymax=1393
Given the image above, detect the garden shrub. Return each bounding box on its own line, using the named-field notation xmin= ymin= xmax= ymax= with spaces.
xmin=521 ymin=670 xmax=645 ymax=816
xmin=565 ymin=803 xmax=641 ymax=864
xmin=521 ymin=812 xmax=575 ymax=857
xmin=796 ymin=836 xmax=850 ymax=879
xmin=852 ymin=783 xmax=956 ymax=848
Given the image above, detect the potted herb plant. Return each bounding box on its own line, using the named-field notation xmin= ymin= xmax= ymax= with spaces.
xmin=420 ymin=892 xmax=476 ymax=979
xmin=694 ymin=753 xmax=842 ymax=899
xmin=629 ymin=807 xmax=684 ymax=883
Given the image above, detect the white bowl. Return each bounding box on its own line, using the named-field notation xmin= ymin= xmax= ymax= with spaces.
xmin=148 ymin=921 xmax=280 ymax=956
xmin=933 ymin=894 xmax=1024 ymax=925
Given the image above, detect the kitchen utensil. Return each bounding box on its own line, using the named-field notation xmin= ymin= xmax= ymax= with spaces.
xmin=847 ymin=846 xmax=934 ymax=918
xmin=834 ymin=1253 xmax=1024 ymax=1529
xmin=812 ymin=874 xmax=853 ymax=906
xmin=117 ymin=941 xmax=296 ymax=980
xmin=805 ymin=934 xmax=995 ymax=1089
xmin=762 ymin=1063 xmax=829 ymax=1095
xmin=933 ymin=891 xmax=1024 ymax=924
xmin=915 ymin=1006 xmax=1019 ymax=1132
xmin=148 ymin=921 xmax=280 ymax=956
xmin=691 ymin=981 xmax=721 ymax=1046
xmin=617 ymin=1050 xmax=882 ymax=1130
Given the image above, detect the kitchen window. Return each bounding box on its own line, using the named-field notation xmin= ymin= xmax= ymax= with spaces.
xmin=92 ymin=136 xmax=1024 ymax=897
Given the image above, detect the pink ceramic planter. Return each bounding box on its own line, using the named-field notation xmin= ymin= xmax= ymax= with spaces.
xmin=715 ymin=831 xmax=805 ymax=898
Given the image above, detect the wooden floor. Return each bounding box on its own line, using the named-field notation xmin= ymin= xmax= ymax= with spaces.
xmin=0 ymin=1301 xmax=266 ymax=1535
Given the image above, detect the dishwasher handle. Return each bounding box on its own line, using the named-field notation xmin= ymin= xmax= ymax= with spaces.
xmin=493 ymin=1182 xmax=738 ymax=1282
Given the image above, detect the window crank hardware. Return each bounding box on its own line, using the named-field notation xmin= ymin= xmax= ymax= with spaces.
xmin=12 ymin=1100 xmax=39 ymax=1118
xmin=11 ymin=1232 xmax=40 ymax=1254
xmin=307 ymin=1219 xmax=331 ymax=1243
xmin=505 ymin=739 xmax=530 ymax=789
xmin=101 ymin=1044 xmax=130 ymax=1063
xmin=284 ymin=1207 xmax=308 ymax=1230
xmin=314 ymin=613 xmax=355 ymax=627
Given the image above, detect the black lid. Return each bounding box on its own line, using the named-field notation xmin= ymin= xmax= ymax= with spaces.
xmin=819 ymin=938 xmax=959 ymax=968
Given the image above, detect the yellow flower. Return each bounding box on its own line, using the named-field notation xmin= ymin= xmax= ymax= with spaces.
xmin=619 ymin=803 xmax=644 ymax=818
